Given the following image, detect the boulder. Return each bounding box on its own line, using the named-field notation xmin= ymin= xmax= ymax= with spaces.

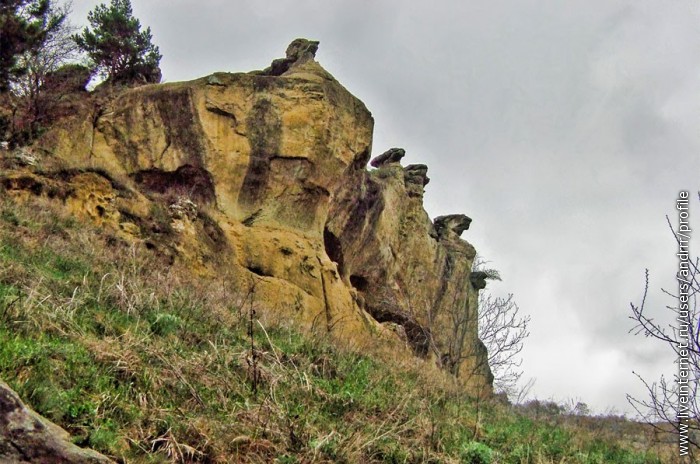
xmin=404 ymin=164 xmax=430 ymax=187
xmin=0 ymin=380 xmax=114 ymax=463
xmin=42 ymin=64 xmax=92 ymax=94
xmin=261 ymin=38 xmax=321 ymax=76
xmin=404 ymin=164 xmax=430 ymax=197
xmin=370 ymin=147 xmax=405 ymax=167
xmin=470 ymin=271 xmax=489 ymax=290
xmin=434 ymin=214 xmax=472 ymax=238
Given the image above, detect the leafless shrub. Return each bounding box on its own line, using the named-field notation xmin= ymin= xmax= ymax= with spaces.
xmin=9 ymin=1 xmax=85 ymax=143
xmin=479 ymin=292 xmax=530 ymax=397
xmin=628 ymin=192 xmax=700 ymax=459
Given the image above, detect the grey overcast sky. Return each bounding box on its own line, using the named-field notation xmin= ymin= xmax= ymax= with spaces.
xmin=71 ymin=0 xmax=700 ymax=414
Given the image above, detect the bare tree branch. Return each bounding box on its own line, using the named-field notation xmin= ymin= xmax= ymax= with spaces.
xmin=444 ymin=255 xmax=531 ymax=399
xmin=478 ymin=291 xmax=530 ymax=397
xmin=628 ymin=193 xmax=700 ymax=459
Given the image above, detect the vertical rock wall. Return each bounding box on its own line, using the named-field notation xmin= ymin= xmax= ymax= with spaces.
xmin=327 ymin=149 xmax=493 ymax=392
xmin=29 ymin=40 xmax=492 ymax=393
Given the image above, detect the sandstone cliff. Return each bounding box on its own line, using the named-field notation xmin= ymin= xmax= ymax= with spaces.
xmin=1 ymin=39 xmax=492 ymax=394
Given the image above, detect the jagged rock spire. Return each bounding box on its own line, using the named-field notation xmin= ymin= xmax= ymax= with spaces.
xmin=469 ymin=271 xmax=489 ymax=290
xmin=404 ymin=164 xmax=430 ymax=187
xmin=261 ymin=38 xmax=320 ymax=76
xmin=434 ymin=214 xmax=472 ymax=238
xmin=370 ymin=148 xmax=405 ymax=167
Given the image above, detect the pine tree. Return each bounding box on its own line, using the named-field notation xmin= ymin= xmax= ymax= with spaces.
xmin=74 ymin=0 xmax=161 ymax=85
xmin=0 ymin=0 xmax=65 ymax=92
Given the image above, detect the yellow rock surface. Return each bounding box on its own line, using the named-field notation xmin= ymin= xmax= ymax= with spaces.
xmin=3 ymin=40 xmax=491 ymax=395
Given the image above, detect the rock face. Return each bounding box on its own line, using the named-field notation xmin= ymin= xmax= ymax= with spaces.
xmin=5 ymin=39 xmax=492 ymax=393
xmin=326 ymin=156 xmax=491 ymax=384
xmin=0 ymin=380 xmax=115 ymax=463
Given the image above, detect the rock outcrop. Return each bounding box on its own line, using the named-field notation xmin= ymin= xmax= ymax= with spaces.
xmin=434 ymin=214 xmax=472 ymax=238
xmin=260 ymin=38 xmax=321 ymax=76
xmin=0 ymin=380 xmax=114 ymax=463
xmin=2 ymin=39 xmax=492 ymax=393
xmin=370 ymin=147 xmax=405 ymax=167
xmin=327 ymin=151 xmax=490 ymax=383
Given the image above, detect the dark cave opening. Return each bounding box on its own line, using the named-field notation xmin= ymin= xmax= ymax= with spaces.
xmin=323 ymin=227 xmax=345 ymax=276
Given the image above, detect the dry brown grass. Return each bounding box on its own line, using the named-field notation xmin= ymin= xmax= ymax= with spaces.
xmin=0 ymin=192 xmax=672 ymax=463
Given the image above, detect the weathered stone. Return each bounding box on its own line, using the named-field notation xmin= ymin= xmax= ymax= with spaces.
xmin=0 ymin=380 xmax=114 ymax=463
xmin=11 ymin=148 xmax=37 ymax=167
xmin=327 ymin=146 xmax=490 ymax=394
xmin=36 ymin=39 xmax=375 ymax=343
xmin=404 ymin=164 xmax=429 ymax=186
xmin=285 ymin=38 xmax=320 ymax=61
xmin=42 ymin=64 xmax=92 ymax=94
xmin=434 ymin=214 xmax=472 ymax=238
xmin=169 ymin=197 xmax=198 ymax=220
xmin=260 ymin=38 xmax=320 ymax=76
xmin=370 ymin=147 xmax=405 ymax=167
xmin=402 ymin=164 xmax=430 ymax=198
xmin=207 ymin=74 xmax=225 ymax=86
xmin=470 ymin=271 xmax=489 ymax=290
xmin=25 ymin=40 xmax=493 ymax=396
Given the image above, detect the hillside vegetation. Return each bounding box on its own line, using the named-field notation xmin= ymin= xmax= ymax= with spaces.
xmin=0 ymin=193 xmax=671 ymax=463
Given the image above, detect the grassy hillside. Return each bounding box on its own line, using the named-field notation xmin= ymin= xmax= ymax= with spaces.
xmin=0 ymin=193 xmax=669 ymax=463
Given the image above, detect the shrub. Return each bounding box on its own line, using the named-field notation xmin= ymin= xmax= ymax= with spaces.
xmin=461 ymin=441 xmax=494 ymax=464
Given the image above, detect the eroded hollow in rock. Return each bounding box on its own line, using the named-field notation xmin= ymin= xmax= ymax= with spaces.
xmin=365 ymin=303 xmax=431 ymax=358
xmin=132 ymin=165 xmax=215 ymax=204
xmin=323 ymin=227 xmax=345 ymax=276
xmin=246 ymin=265 xmax=270 ymax=277
xmin=349 ymin=274 xmax=369 ymax=292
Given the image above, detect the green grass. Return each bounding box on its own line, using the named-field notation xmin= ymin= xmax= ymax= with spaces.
xmin=0 ymin=195 xmax=666 ymax=463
